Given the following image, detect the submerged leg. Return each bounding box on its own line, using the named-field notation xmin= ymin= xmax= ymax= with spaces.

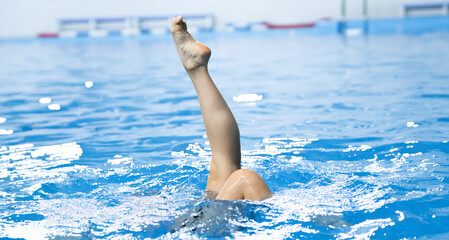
xmin=171 ymin=16 xmax=241 ymax=193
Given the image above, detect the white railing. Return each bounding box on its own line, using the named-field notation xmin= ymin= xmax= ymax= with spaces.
xmin=340 ymin=0 xmax=369 ymax=35
xmin=58 ymin=14 xmax=214 ymax=37
xmin=403 ymin=2 xmax=449 ymax=17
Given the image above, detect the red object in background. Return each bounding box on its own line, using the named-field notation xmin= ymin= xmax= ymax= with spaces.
xmin=262 ymin=22 xmax=316 ymax=29
xmin=38 ymin=33 xmax=59 ymax=38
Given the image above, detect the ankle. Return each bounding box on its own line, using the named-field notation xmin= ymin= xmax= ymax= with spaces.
xmin=186 ymin=66 xmax=209 ymax=77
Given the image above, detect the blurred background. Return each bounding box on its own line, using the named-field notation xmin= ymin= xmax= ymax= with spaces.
xmin=1 ymin=0 xmax=448 ymax=38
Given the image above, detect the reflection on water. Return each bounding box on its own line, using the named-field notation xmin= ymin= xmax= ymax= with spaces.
xmin=39 ymin=97 xmax=52 ymax=104
xmin=48 ymin=103 xmax=61 ymax=111
xmin=3 ymin=135 xmax=443 ymax=238
xmin=0 ymin=32 xmax=449 ymax=239
xmin=233 ymin=93 xmax=263 ymax=103
xmin=85 ymin=81 xmax=94 ymax=88
xmin=0 ymin=143 xmax=83 ymax=195
xmin=0 ymin=117 xmax=13 ymax=135
xmin=169 ymin=136 xmax=447 ymax=239
xmin=0 ymin=129 xmax=13 ymax=135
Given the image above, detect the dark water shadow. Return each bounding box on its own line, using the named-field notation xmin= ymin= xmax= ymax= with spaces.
xmin=144 ymin=198 xmax=271 ymax=238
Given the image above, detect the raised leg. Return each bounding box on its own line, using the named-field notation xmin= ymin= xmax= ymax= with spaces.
xmin=171 ymin=16 xmax=271 ymax=200
xmin=171 ymin=16 xmax=240 ymax=194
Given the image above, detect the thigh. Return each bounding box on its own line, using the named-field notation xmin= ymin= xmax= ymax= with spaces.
xmin=206 ymin=156 xmax=240 ymax=193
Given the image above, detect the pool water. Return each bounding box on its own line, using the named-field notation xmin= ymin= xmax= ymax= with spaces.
xmin=1 ymin=31 xmax=449 ymax=239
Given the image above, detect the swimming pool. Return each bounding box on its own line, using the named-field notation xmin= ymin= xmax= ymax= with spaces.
xmin=1 ymin=31 xmax=449 ymax=239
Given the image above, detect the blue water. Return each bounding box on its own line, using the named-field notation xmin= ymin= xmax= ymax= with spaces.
xmin=1 ymin=31 xmax=449 ymax=239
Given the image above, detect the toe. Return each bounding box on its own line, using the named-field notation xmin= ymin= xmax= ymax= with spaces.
xmin=171 ymin=16 xmax=183 ymax=25
xmin=170 ymin=16 xmax=185 ymax=33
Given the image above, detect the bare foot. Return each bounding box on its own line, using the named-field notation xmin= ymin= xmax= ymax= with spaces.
xmin=171 ymin=16 xmax=211 ymax=72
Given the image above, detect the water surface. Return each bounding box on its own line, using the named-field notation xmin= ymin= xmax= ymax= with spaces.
xmin=1 ymin=31 xmax=449 ymax=239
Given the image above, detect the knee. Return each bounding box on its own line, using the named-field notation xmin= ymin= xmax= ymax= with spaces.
xmin=229 ymin=169 xmax=271 ymax=201
xmin=231 ymin=169 xmax=260 ymax=179
xmin=229 ymin=169 xmax=260 ymax=183
xmin=230 ymin=169 xmax=265 ymax=187
xmin=217 ymin=169 xmax=271 ymax=201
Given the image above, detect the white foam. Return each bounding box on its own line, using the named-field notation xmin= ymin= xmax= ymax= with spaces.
xmin=389 ymin=148 xmax=398 ymax=152
xmin=107 ymin=155 xmax=133 ymax=165
xmin=170 ymin=137 xmax=319 ymax=169
xmin=337 ymin=218 xmax=395 ymax=239
xmin=290 ymin=156 xmax=304 ymax=163
xmin=167 ymin=136 xmax=445 ymax=239
xmin=0 ymin=193 xmax=185 ymax=239
xmin=396 ymin=210 xmax=405 ymax=221
xmin=234 ymin=223 xmax=318 ymax=239
xmin=343 ymin=145 xmax=372 ymax=152
xmin=21 ymin=183 xmax=42 ymax=195
xmin=0 ymin=117 xmax=6 ymax=123
xmin=0 ymin=142 xmax=83 ymax=184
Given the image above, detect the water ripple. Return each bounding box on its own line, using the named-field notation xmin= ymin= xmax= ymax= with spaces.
xmin=1 ymin=33 xmax=449 ymax=239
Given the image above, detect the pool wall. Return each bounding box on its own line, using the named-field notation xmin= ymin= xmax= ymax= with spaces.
xmin=312 ymin=16 xmax=449 ymax=35
xmin=34 ymin=16 xmax=449 ymax=39
xmin=1 ymin=0 xmax=449 ymax=39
